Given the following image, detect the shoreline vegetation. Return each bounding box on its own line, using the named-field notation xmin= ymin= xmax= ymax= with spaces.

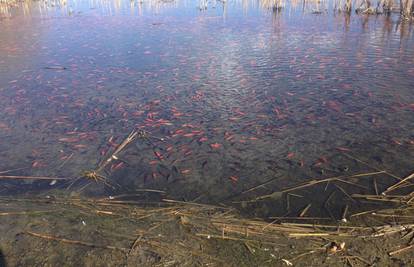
xmin=0 ymin=168 xmax=414 ymax=265
xmin=261 ymin=0 xmax=414 ymax=17
xmin=0 ymin=0 xmax=413 ymax=18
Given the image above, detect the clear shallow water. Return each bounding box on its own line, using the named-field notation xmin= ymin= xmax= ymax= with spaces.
xmin=0 ymin=0 xmax=413 ymax=217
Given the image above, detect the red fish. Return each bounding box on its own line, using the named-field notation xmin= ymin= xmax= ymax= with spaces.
xmin=198 ymin=136 xmax=208 ymax=142
xmin=73 ymin=144 xmax=87 ymax=149
xmin=154 ymin=151 xmax=164 ymax=161
xmin=327 ymin=100 xmax=341 ymax=112
xmin=336 ymin=147 xmax=351 ymax=152
xmin=210 ymin=143 xmax=222 ymax=149
xmin=229 ymin=176 xmax=239 ymax=183
xmin=58 ymin=137 xmax=79 ymax=143
xmin=111 ymin=162 xmax=124 ymax=171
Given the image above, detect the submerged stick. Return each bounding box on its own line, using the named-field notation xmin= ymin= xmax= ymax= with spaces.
xmin=299 ymin=204 xmax=312 ymax=217
xmin=388 ymin=244 xmax=414 ymax=256
xmin=374 ymin=177 xmax=379 ymax=195
xmin=251 ymin=171 xmax=385 ymax=202
xmin=342 ymin=153 xmax=401 ymax=181
xmin=44 ymin=66 xmax=67 ymax=70
xmin=334 ymin=184 xmax=355 ymax=203
xmin=341 ymin=205 xmax=349 ymax=223
xmin=0 ymin=167 xmax=28 ymax=174
xmin=383 ymin=172 xmax=414 ymax=195
xmin=241 ymin=177 xmax=280 ymax=194
xmin=0 ymin=210 xmax=59 ymax=216
xmin=0 ymin=175 xmax=69 ymax=180
xmin=97 ymin=129 xmax=140 ymax=172
xmin=26 ymin=231 xmax=128 ymax=252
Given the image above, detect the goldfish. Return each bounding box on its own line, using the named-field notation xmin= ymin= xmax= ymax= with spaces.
xmin=198 ymin=136 xmax=208 ymax=142
xmin=154 ymin=151 xmax=164 ymax=160
xmin=336 ymin=147 xmax=351 ymax=152
xmin=210 ymin=143 xmax=222 ymax=149
xmin=111 ymin=162 xmax=124 ymax=171
xmin=73 ymin=144 xmax=87 ymax=149
xmin=287 ymin=152 xmax=295 ymax=159
xmin=58 ymin=137 xmax=79 ymax=143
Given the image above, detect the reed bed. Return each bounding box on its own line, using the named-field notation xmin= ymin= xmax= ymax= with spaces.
xmin=0 ymin=0 xmax=413 ymax=17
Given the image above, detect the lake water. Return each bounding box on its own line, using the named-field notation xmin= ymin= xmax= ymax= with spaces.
xmin=0 ymin=0 xmax=413 ymax=219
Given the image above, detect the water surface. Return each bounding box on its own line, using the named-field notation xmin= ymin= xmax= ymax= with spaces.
xmin=0 ymin=0 xmax=413 ymax=218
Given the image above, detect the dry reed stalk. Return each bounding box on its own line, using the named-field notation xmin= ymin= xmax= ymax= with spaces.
xmin=288 ymin=232 xmax=349 ymax=237
xmin=97 ymin=129 xmax=139 ymax=172
xmin=281 ymin=222 xmax=366 ymax=230
xmin=162 ymin=198 xmax=231 ymax=210
xmin=196 ymin=233 xmax=280 ymax=245
xmin=269 ymin=216 xmax=331 ymax=220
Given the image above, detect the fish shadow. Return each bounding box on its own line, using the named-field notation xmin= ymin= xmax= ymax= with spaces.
xmin=0 ymin=249 xmax=6 ymax=267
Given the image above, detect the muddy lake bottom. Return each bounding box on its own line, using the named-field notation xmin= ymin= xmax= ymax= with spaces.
xmin=1 ymin=0 xmax=414 ymax=265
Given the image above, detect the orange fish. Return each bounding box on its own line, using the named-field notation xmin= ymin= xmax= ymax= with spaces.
xmin=32 ymin=161 xmax=45 ymax=168
xmin=199 ymin=136 xmax=208 ymax=142
xmin=111 ymin=162 xmax=124 ymax=171
xmin=154 ymin=151 xmax=164 ymax=160
xmin=210 ymin=143 xmax=222 ymax=149
xmin=73 ymin=144 xmax=87 ymax=149
xmin=287 ymin=152 xmax=295 ymax=159
xmin=336 ymin=147 xmax=351 ymax=152
xmin=58 ymin=137 xmax=79 ymax=143
xmin=327 ymin=100 xmax=341 ymax=112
